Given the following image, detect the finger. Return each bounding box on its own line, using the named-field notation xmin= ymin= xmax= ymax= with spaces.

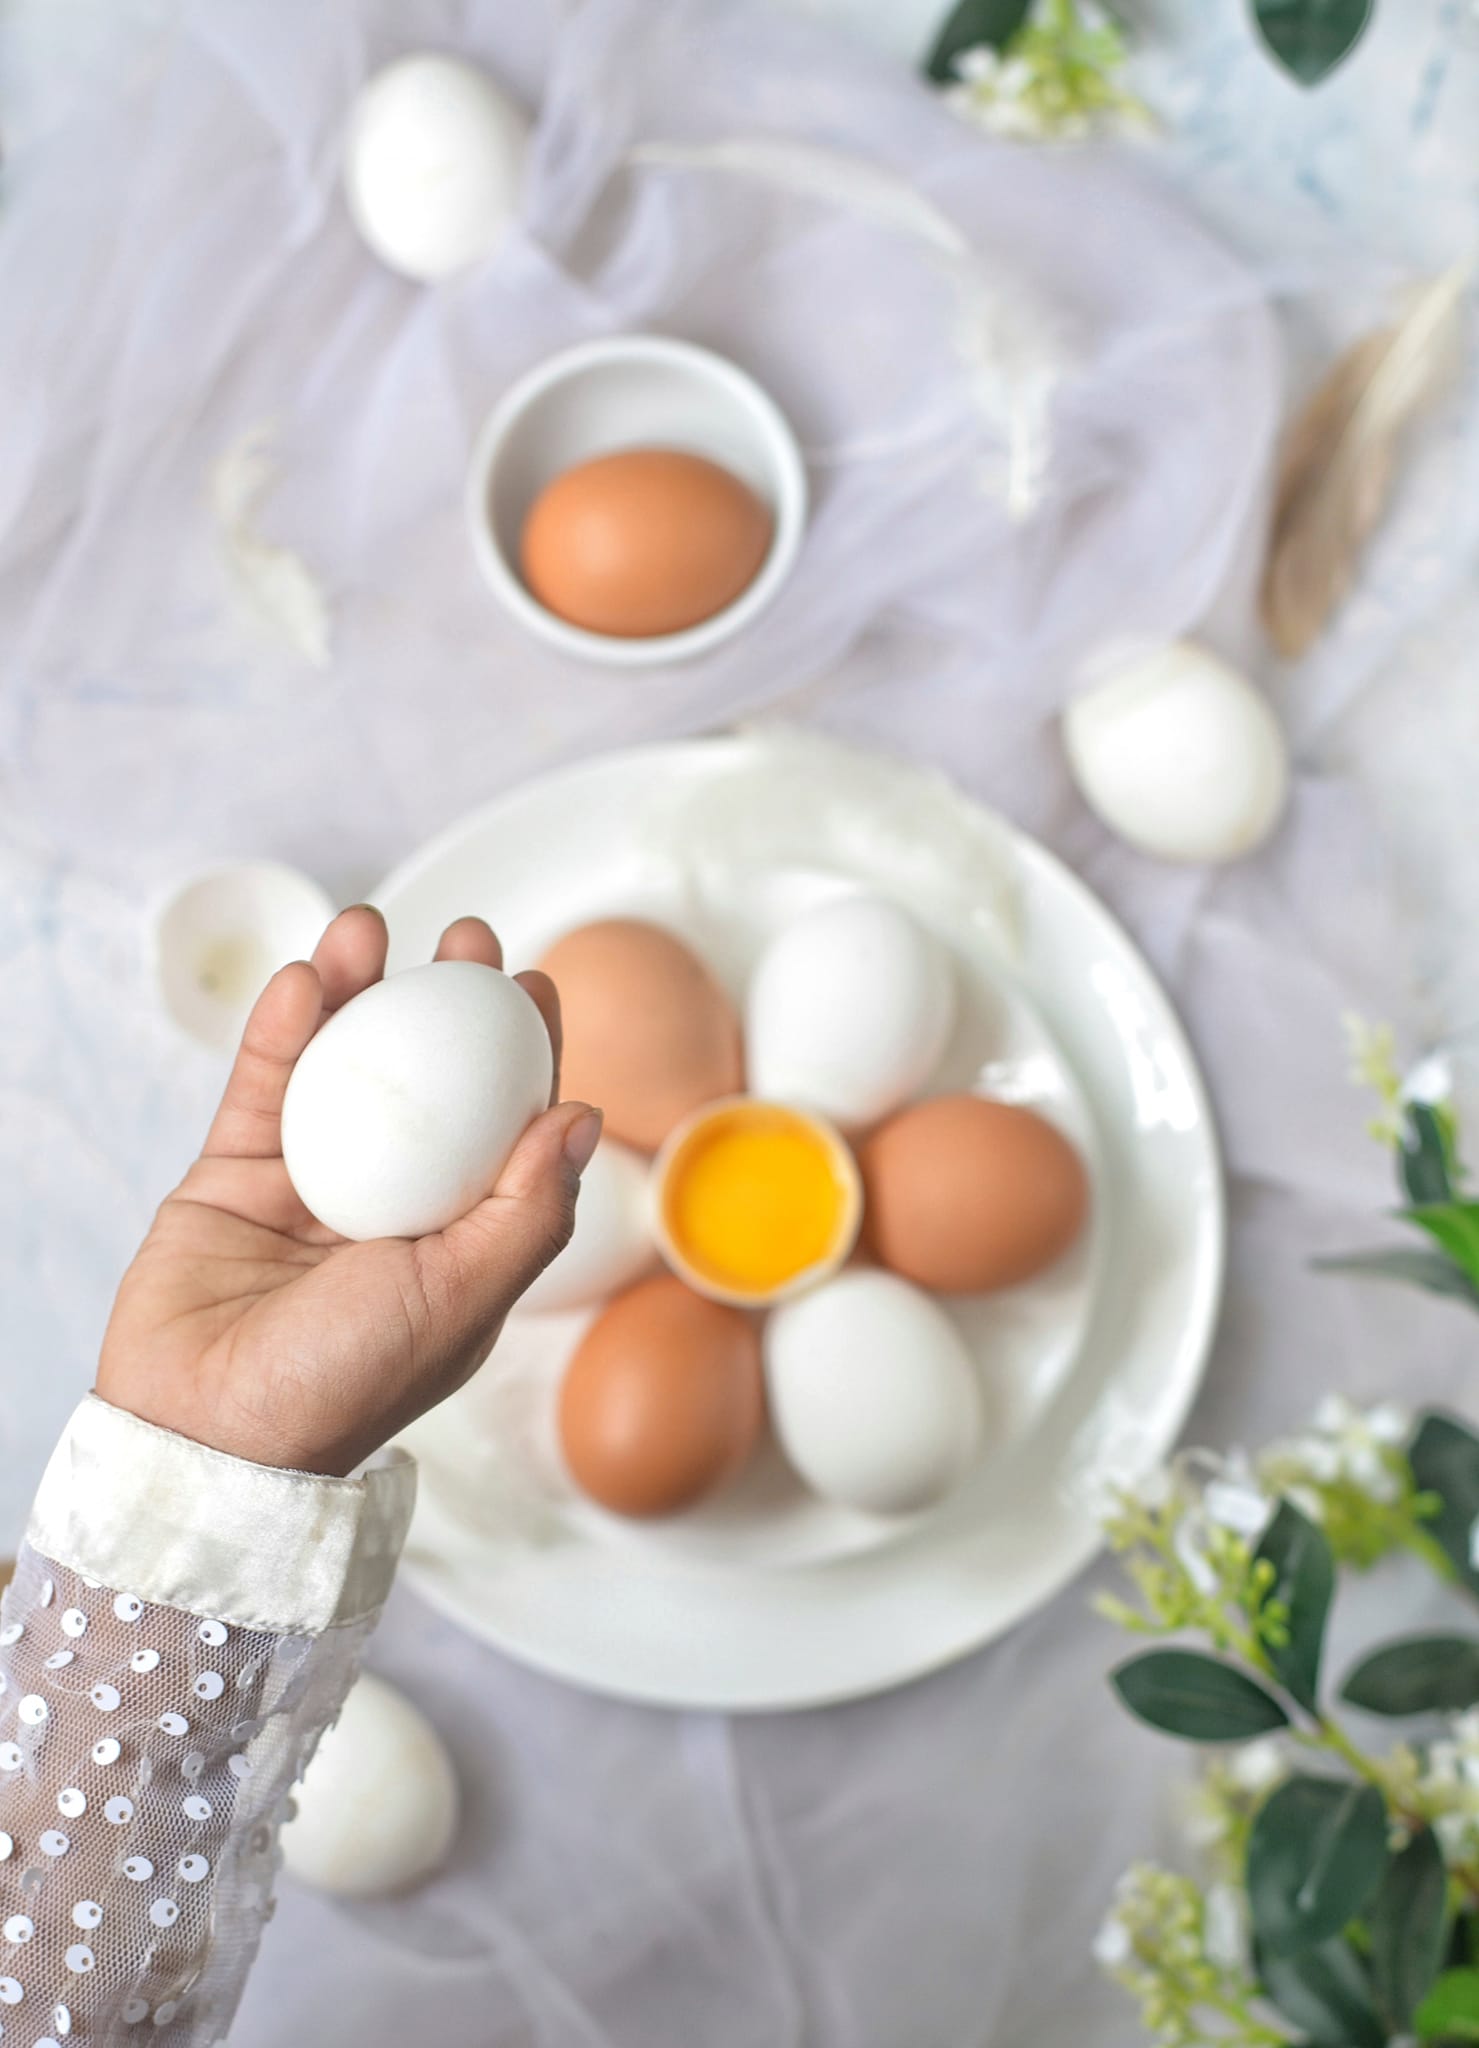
xmin=201 ymin=962 xmax=324 ymax=1160
xmin=515 ymin=968 xmax=562 ymax=1104
xmin=313 ymin=905 xmax=388 ymax=1014
xmin=422 ymin=1101 xmax=602 ymax=1333
xmin=434 ymin=916 xmax=503 ymax=970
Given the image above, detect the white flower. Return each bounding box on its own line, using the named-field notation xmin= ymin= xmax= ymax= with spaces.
xmin=1468 ymin=1513 xmax=1479 ymax=1574
xmin=1259 ymin=1397 xmax=1411 ymax=1509
xmin=1228 ymin=1737 xmax=1287 ymax=1795
xmin=1092 ymin=1909 xmax=1132 ymax=1968
xmin=1203 ymin=1884 xmax=1247 ymax=1970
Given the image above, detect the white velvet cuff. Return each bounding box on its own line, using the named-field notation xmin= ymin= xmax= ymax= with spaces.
xmin=27 ymin=1396 xmax=417 ymax=1637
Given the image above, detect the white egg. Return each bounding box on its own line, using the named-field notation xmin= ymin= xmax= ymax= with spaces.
xmin=282 ymin=1673 xmax=458 ymax=1898
xmin=1062 ymin=640 xmax=1289 ymax=864
xmin=343 ymin=54 xmax=528 ymax=282
xmin=516 ymin=1136 xmax=655 ymax=1313
xmin=764 ymin=1270 xmax=982 ymax=1515
xmin=745 ymin=896 xmax=955 ymax=1131
xmin=282 ymin=960 xmax=552 ymax=1241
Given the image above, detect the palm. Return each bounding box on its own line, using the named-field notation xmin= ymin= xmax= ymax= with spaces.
xmin=98 ymin=909 xmax=595 ymax=1476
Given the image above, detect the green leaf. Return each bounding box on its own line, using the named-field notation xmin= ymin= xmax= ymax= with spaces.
xmin=1341 ymin=1635 xmax=1479 ymax=1717
xmin=923 ymin=0 xmax=1032 ymax=81
xmin=1403 ymin=1101 xmax=1460 ymax=1206
xmin=1417 ymin=1968 xmax=1479 ymax=2041
xmin=1370 ymin=1827 xmax=1449 ymax=2028
xmin=1254 ymin=1500 xmax=1334 ymax=1711
xmin=1313 ymin=1245 xmax=1479 ymax=1307
xmin=1247 ymin=1774 xmax=1389 ymax=1954
xmin=1250 ymin=0 xmax=1374 ymax=86
xmin=1111 ymin=1650 xmax=1290 ymax=1743
xmin=1257 ymin=1935 xmax=1386 ymax=2047
xmin=1410 ymin=1412 xmax=1479 ymax=1597
xmin=1408 ymin=1203 xmax=1479 ymax=1290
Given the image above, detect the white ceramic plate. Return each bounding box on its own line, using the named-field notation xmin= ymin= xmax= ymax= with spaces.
xmin=377 ymin=732 xmax=1224 ymax=1712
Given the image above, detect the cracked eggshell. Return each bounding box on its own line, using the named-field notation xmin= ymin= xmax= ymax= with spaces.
xmin=283 ymin=1673 xmax=458 ymax=1898
xmin=744 ymin=895 xmax=956 ymax=1131
xmin=516 ymin=1136 xmax=656 ymax=1314
xmin=282 ymin=960 xmax=552 ymax=1241
xmin=1062 ymin=641 xmax=1289 ymax=865
xmin=344 ymin=54 xmax=528 ymax=282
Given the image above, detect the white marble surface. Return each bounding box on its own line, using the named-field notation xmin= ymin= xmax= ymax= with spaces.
xmin=2 ymin=1 xmax=1479 ymax=2043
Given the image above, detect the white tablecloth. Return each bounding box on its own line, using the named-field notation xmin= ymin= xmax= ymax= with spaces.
xmin=2 ymin=1 xmax=1478 ymax=2041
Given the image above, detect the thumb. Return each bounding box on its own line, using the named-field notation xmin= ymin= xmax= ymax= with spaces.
xmin=428 ymin=1101 xmax=603 ymax=1332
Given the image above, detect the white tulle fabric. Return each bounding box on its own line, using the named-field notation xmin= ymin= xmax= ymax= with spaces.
xmin=2 ymin=2 xmax=1478 ymax=2046
xmin=0 ymin=1402 xmax=406 ymax=2046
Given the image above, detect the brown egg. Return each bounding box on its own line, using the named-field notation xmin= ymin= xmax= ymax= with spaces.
xmin=538 ymin=918 xmax=743 ymax=1152
xmin=558 ymin=1275 xmax=765 ymax=1517
xmin=859 ymin=1095 xmax=1088 ymax=1295
xmin=519 ymin=448 xmax=774 ymax=638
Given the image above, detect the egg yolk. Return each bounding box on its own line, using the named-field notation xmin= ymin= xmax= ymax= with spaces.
xmin=663 ymin=1103 xmax=852 ymax=1297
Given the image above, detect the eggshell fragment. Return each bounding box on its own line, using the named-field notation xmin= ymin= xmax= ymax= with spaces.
xmin=516 ymin=1136 xmax=656 ymax=1314
xmin=745 ymin=894 xmax=955 ymax=1130
xmin=343 ymin=53 xmax=527 ymax=282
xmin=859 ymin=1095 xmax=1088 ymax=1295
xmin=281 ymin=961 xmax=552 ymax=1241
xmin=765 ymin=1270 xmax=982 ymax=1515
xmin=520 ymin=449 xmax=773 ymax=638
xmin=558 ymin=1275 xmax=765 ymax=1518
xmin=283 ymin=1673 xmax=458 ymax=1898
xmin=1062 ymin=640 xmax=1288 ymax=864
xmin=538 ymin=919 xmax=743 ymax=1152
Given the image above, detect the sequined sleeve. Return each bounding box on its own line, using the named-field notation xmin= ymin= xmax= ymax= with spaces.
xmin=0 ymin=1397 xmax=415 ymax=2045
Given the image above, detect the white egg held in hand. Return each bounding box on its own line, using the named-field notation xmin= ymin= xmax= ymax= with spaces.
xmin=283 ymin=1674 xmax=458 ymax=1898
xmin=764 ymin=1270 xmax=983 ymax=1515
xmin=343 ymin=54 xmax=528 ymax=283
xmin=515 ymin=1137 xmax=655 ymax=1314
xmin=745 ymin=895 xmax=955 ymax=1130
xmin=1062 ymin=640 xmax=1289 ymax=865
xmin=281 ymin=960 xmax=552 ymax=1241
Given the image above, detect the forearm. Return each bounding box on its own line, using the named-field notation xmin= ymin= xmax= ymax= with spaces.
xmin=0 ymin=1397 xmax=414 ymax=2044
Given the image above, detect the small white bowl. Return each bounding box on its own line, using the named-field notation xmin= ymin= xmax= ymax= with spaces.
xmin=466 ymin=334 xmax=808 ymax=666
xmin=154 ymin=861 xmax=335 ymax=1053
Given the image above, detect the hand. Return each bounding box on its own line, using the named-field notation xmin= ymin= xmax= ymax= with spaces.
xmin=98 ymin=907 xmax=602 ymax=1476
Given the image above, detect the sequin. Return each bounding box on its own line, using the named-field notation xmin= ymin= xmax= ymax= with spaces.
xmin=42 ymin=1651 xmax=73 ymax=1672
xmin=122 ymin=2000 xmax=148 ymax=2024
xmin=0 ymin=1627 xmax=22 ymax=1649
xmin=178 ymin=1855 xmax=209 ymax=1884
xmin=0 ymin=1981 xmax=18 ymax=2004
xmin=2 ymin=1920 xmax=32 ymax=1947
xmin=148 ymin=1899 xmax=178 ymax=1930
xmin=39 ymin=1833 xmax=69 ymax=1859
xmin=153 ymin=2005 xmax=178 ymax=2028
xmin=37 ymin=1580 xmax=53 ymax=1609
xmin=158 ymin=1713 xmax=189 ymax=1737
xmin=0 ymin=1838 xmax=11 ymax=1864
xmin=17 ymin=1697 xmax=47 ymax=1726
xmin=193 ymin=1672 xmax=225 ymax=1702
xmin=59 ymin=1611 xmax=86 ymax=1640
xmin=197 ymin=1621 xmax=228 ymax=1647
xmin=182 ymin=1752 xmax=205 ymax=1782
xmin=130 ymin=1650 xmax=160 ymax=1675
xmin=71 ymin=1903 xmax=101 ymax=1930
xmin=0 ymin=1749 xmax=21 ymax=1774
xmin=63 ymin=1946 xmax=93 ymax=1975
xmin=57 ymin=1790 xmax=85 ymax=1818
xmin=182 ymin=1796 xmax=212 ymax=1822
xmin=112 ymin=1595 xmax=144 ymax=1624
xmin=227 ymin=1754 xmax=252 ymax=1781
xmin=104 ymin=1797 xmax=135 ymax=1827
xmin=53 ymin=2006 xmax=72 ymax=2039
xmin=90 ymin=1685 xmax=121 ymax=1714
xmin=123 ymin=1858 xmax=153 ymax=1883
xmin=91 ymin=1739 xmax=121 ymax=1767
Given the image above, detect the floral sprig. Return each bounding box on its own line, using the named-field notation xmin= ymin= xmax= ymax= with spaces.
xmin=942 ymin=0 xmax=1152 ymax=144
xmin=1097 ymin=1399 xmax=1479 ymax=2047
